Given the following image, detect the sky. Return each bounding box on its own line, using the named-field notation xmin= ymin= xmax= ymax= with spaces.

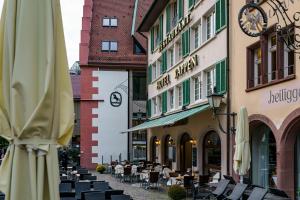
xmin=0 ymin=0 xmax=84 ymax=67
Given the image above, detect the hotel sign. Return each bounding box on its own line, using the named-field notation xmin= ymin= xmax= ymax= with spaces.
xmin=175 ymin=55 xmax=198 ymax=79
xmin=159 ymin=14 xmax=192 ymax=52
xmin=157 ymin=74 xmax=171 ymax=90
xmin=268 ymin=88 xmax=300 ymax=104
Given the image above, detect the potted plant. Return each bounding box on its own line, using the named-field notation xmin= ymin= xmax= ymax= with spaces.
xmin=168 ymin=185 xmax=186 ymax=200
xmin=96 ymin=164 xmax=106 ymax=174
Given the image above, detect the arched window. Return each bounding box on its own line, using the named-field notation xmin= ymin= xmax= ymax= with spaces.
xmin=203 ymin=131 xmax=221 ymax=177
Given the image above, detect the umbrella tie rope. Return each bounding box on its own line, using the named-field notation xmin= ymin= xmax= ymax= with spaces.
xmin=11 ymin=138 xmax=57 ymax=145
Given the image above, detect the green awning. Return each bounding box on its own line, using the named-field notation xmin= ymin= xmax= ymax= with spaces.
xmin=124 ymin=104 xmax=210 ymax=132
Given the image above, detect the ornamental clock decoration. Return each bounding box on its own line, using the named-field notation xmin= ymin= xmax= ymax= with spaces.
xmin=238 ymin=3 xmax=268 ymax=37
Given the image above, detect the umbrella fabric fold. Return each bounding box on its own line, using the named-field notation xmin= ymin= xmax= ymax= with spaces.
xmin=0 ymin=0 xmax=74 ymax=199
xmin=233 ymin=107 xmax=251 ymax=177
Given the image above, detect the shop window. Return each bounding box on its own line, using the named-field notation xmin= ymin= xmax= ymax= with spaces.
xmin=203 ymin=131 xmax=221 ymax=177
xmin=247 ymin=27 xmax=295 ymax=90
xmin=133 ymin=72 xmax=147 ymax=100
xmin=251 ymin=124 xmax=277 ymax=188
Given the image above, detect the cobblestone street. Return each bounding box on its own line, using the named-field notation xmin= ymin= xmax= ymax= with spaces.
xmin=93 ymin=172 xmax=171 ymax=200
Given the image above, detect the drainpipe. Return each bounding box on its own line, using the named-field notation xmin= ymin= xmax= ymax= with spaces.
xmin=226 ymin=0 xmax=231 ymax=176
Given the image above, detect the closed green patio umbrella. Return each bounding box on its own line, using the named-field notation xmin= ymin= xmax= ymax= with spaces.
xmin=0 ymin=0 xmax=74 ymax=199
xmin=233 ymin=107 xmax=251 ymax=183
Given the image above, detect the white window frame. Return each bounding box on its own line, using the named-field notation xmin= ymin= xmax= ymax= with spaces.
xmin=152 ymin=63 xmax=157 ymax=81
xmin=102 ymin=17 xmax=118 ymax=27
xmin=205 ymin=10 xmax=215 ymax=41
xmin=157 ymin=95 xmax=162 ymax=114
xmin=268 ymin=34 xmax=277 ymax=82
xmin=194 ymin=74 xmax=202 ymax=102
xmin=101 ymin=41 xmax=118 ymax=52
xmin=283 ymin=32 xmax=295 ymax=77
xmin=177 ymin=84 xmax=183 ymax=108
xmin=152 ymin=98 xmax=157 ymax=115
xmin=254 ymin=47 xmax=262 ymax=86
xmin=206 ymin=68 xmax=216 ymax=96
xmin=168 ymin=89 xmax=174 ymax=111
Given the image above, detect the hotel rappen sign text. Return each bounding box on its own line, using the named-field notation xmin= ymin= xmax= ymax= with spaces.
xmin=175 ymin=55 xmax=198 ymax=79
xmin=156 ymin=54 xmax=199 ymax=89
xmin=159 ymin=14 xmax=191 ymax=52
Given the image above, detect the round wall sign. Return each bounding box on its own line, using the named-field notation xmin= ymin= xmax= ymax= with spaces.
xmin=110 ymin=92 xmax=122 ymax=107
xmin=238 ymin=3 xmax=268 ymax=37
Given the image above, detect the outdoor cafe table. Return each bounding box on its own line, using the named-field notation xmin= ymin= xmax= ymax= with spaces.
xmin=208 ymin=183 xmax=291 ymax=200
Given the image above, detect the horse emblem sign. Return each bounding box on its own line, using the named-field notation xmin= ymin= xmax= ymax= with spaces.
xmin=110 ymin=92 xmax=122 ymax=107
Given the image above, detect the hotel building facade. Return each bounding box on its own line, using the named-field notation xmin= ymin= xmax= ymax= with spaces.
xmin=230 ymin=0 xmax=300 ymax=198
xmin=130 ymin=0 xmax=230 ymax=178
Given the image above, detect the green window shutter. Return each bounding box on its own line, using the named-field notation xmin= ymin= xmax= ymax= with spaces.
xmin=162 ymin=91 xmax=168 ymax=113
xmin=215 ymin=0 xmax=221 ymax=32
xmin=216 ymin=0 xmax=227 ymax=33
xmin=166 ymin=5 xmax=171 ymax=33
xmin=220 ymin=59 xmax=227 ymax=93
xmin=215 ymin=62 xmax=221 ymax=93
xmin=147 ymin=100 xmax=152 ymax=118
xmin=221 ymin=0 xmax=227 ymax=29
xmin=189 ymin=0 xmax=194 ymax=9
xmin=182 ymin=30 xmax=190 ymax=57
xmin=162 ymin=51 xmax=168 ymax=73
xmin=215 ymin=59 xmax=227 ymax=94
xmin=183 ymin=79 xmax=190 ymax=106
xmin=148 ymin=64 xmax=152 ymax=84
xmin=178 ymin=0 xmax=183 ymax=20
xmin=181 ymin=33 xmax=186 ymax=57
xmin=151 ymin=28 xmax=154 ymax=52
xmin=159 ymin=15 xmax=163 ymax=43
xmin=186 ymin=29 xmax=190 ymax=55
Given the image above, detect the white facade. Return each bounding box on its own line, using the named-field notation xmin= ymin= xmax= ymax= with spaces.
xmin=92 ymin=70 xmax=128 ymax=163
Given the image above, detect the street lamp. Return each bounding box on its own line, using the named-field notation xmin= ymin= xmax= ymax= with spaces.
xmin=207 ymin=93 xmax=237 ymax=134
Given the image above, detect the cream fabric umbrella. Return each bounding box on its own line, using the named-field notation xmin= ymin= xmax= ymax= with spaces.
xmin=233 ymin=107 xmax=251 ymax=182
xmin=0 ymin=0 xmax=74 ymax=199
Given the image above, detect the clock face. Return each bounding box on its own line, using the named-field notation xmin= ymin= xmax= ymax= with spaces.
xmin=238 ymin=3 xmax=268 ymax=37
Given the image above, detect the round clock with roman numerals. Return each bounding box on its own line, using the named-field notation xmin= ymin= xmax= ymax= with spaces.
xmin=238 ymin=3 xmax=268 ymax=37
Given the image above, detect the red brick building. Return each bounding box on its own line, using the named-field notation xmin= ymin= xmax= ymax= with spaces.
xmin=79 ymin=0 xmax=152 ymax=169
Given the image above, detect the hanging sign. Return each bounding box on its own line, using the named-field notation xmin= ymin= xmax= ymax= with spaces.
xmin=110 ymin=92 xmax=122 ymax=107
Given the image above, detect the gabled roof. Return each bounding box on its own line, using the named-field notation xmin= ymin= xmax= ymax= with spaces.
xmin=137 ymin=0 xmax=169 ymax=32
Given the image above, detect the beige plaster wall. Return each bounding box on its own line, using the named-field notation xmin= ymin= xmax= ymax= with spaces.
xmin=230 ymin=0 xmax=300 ymax=131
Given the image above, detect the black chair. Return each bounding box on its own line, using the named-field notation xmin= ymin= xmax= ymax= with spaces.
xmin=184 ymin=176 xmax=194 ymax=196
xmin=75 ymin=182 xmax=91 ymax=199
xmin=111 ymin=195 xmax=131 ymax=200
xmin=91 ymin=180 xmax=105 ymax=188
xmin=148 ymin=171 xmax=160 ymax=190
xmin=61 ymin=198 xmax=76 ymax=200
xmin=105 ymin=190 xmax=124 ymax=199
xmin=83 ymin=175 xmax=97 ymax=181
xmin=78 ymin=169 xmax=89 ymax=174
xmin=60 ymin=183 xmax=72 ymax=193
xmin=193 ymin=179 xmax=230 ymax=199
xmin=60 ymin=191 xmax=75 ymax=198
xmin=93 ymin=181 xmax=110 ymax=191
xmin=81 ymin=191 xmax=105 ymax=200
xmin=61 ymin=180 xmax=76 ymax=188
xmin=224 ymin=183 xmax=248 ymax=200
xmin=268 ymin=188 xmax=289 ymax=198
xmin=80 ymin=173 xmax=92 ymax=180
xmin=247 ymin=187 xmax=268 ymax=200
xmin=122 ymin=167 xmax=132 ymax=183
xmin=0 ymin=195 xmax=4 ymax=200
